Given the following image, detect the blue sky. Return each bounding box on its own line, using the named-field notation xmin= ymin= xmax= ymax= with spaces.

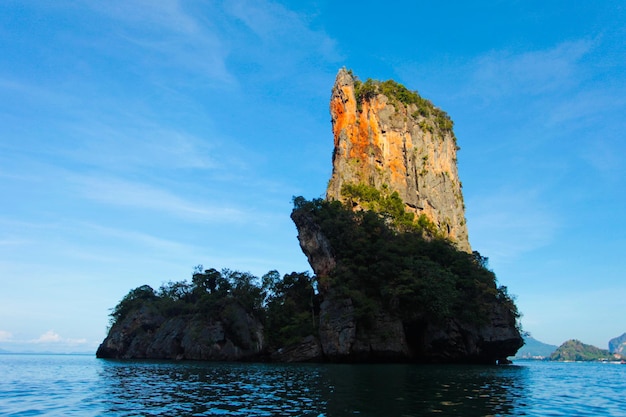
xmin=0 ymin=0 xmax=624 ymax=353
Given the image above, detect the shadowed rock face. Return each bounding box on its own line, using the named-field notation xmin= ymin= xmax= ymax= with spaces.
xmin=96 ymin=301 xmax=265 ymax=361
xmin=327 ymin=68 xmax=470 ymax=253
xmin=291 ymin=208 xmax=523 ymax=364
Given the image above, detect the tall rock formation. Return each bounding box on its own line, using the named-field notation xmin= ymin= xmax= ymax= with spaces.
xmin=97 ymin=69 xmax=522 ymax=364
xmin=291 ymin=69 xmax=522 ymax=364
xmin=327 ymin=68 xmax=470 ymax=252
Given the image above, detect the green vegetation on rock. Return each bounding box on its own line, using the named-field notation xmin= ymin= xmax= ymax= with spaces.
xmin=352 ymin=75 xmax=454 ymax=133
xmin=550 ymin=339 xmax=612 ymax=361
xmin=340 ymin=182 xmax=441 ymax=237
xmin=340 ymin=183 xmax=415 ymax=229
xmin=108 ymin=267 xmax=318 ymax=351
xmin=292 ymin=196 xmax=519 ymax=328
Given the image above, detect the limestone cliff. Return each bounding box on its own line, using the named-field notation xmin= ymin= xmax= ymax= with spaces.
xmin=327 ymin=68 xmax=470 ymax=252
xmin=289 ymin=69 xmax=522 ymax=363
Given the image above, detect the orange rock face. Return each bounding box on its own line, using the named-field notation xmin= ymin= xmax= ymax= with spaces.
xmin=326 ymin=69 xmax=471 ymax=252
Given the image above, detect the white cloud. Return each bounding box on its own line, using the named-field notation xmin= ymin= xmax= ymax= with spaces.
xmin=0 ymin=330 xmax=13 ymax=341
xmin=34 ymin=330 xmax=62 ymax=343
xmin=33 ymin=330 xmax=88 ymax=346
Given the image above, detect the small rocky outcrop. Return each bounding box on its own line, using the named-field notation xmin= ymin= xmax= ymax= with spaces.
xmin=270 ymin=335 xmax=323 ymax=362
xmin=96 ymin=301 xmax=264 ymax=361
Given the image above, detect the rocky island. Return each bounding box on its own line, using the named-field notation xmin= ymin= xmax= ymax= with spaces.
xmin=97 ymin=69 xmax=523 ymax=364
xmin=608 ymin=332 xmax=626 ymax=355
xmin=550 ymin=339 xmax=614 ymax=362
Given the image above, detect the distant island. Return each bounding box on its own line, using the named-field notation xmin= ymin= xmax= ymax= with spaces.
xmin=609 ymin=332 xmax=626 ymax=355
xmin=513 ymin=333 xmax=626 ymax=362
xmin=550 ymin=339 xmax=618 ymax=362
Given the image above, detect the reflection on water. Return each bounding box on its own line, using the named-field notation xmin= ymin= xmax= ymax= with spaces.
xmin=323 ymin=364 xmax=529 ymax=416
xmin=2 ymin=355 xmax=625 ymax=416
xmin=98 ymin=360 xmax=529 ymax=416
xmin=100 ymin=361 xmax=330 ymax=416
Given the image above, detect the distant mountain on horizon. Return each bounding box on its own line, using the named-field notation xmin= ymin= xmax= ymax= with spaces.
xmin=608 ymin=332 xmax=626 ymax=354
xmin=514 ymin=336 xmax=557 ymax=359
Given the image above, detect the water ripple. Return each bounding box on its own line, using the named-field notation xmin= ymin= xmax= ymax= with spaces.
xmin=1 ymin=355 xmax=625 ymax=416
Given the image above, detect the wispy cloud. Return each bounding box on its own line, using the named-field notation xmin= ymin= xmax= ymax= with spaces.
xmin=546 ymin=88 xmax=626 ymax=127
xmin=0 ymin=330 xmax=12 ymax=342
xmin=64 ymin=119 xmax=219 ymax=172
xmin=223 ymin=0 xmax=341 ymax=83
xmin=88 ymin=0 xmax=200 ymax=34
xmin=581 ymin=137 xmax=626 ymax=178
xmin=226 ymin=0 xmax=338 ymax=58
xmin=71 ymin=175 xmax=245 ymax=223
xmin=81 ymin=222 xmax=196 ymax=253
xmin=0 ymin=77 xmax=75 ymax=107
xmin=466 ymin=40 xmax=593 ymax=99
xmin=467 ymin=189 xmax=560 ymax=263
xmin=83 ymin=0 xmax=235 ymax=87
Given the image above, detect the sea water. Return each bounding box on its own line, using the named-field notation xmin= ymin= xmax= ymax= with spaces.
xmin=0 ymin=354 xmax=624 ymax=416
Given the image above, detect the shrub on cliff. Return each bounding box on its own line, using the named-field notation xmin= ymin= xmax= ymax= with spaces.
xmin=351 ymin=74 xmax=454 ymax=134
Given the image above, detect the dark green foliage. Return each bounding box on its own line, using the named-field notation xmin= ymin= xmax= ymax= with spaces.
xmin=292 ymin=197 xmax=519 ymax=327
xmin=550 ymin=339 xmax=612 ymax=361
xmin=264 ymin=271 xmax=319 ymax=347
xmin=108 ymin=267 xmax=319 ymax=350
xmin=109 ymin=284 xmax=156 ymax=324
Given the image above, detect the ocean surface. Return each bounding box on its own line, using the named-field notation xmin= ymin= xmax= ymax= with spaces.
xmin=0 ymin=354 xmax=624 ymax=416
